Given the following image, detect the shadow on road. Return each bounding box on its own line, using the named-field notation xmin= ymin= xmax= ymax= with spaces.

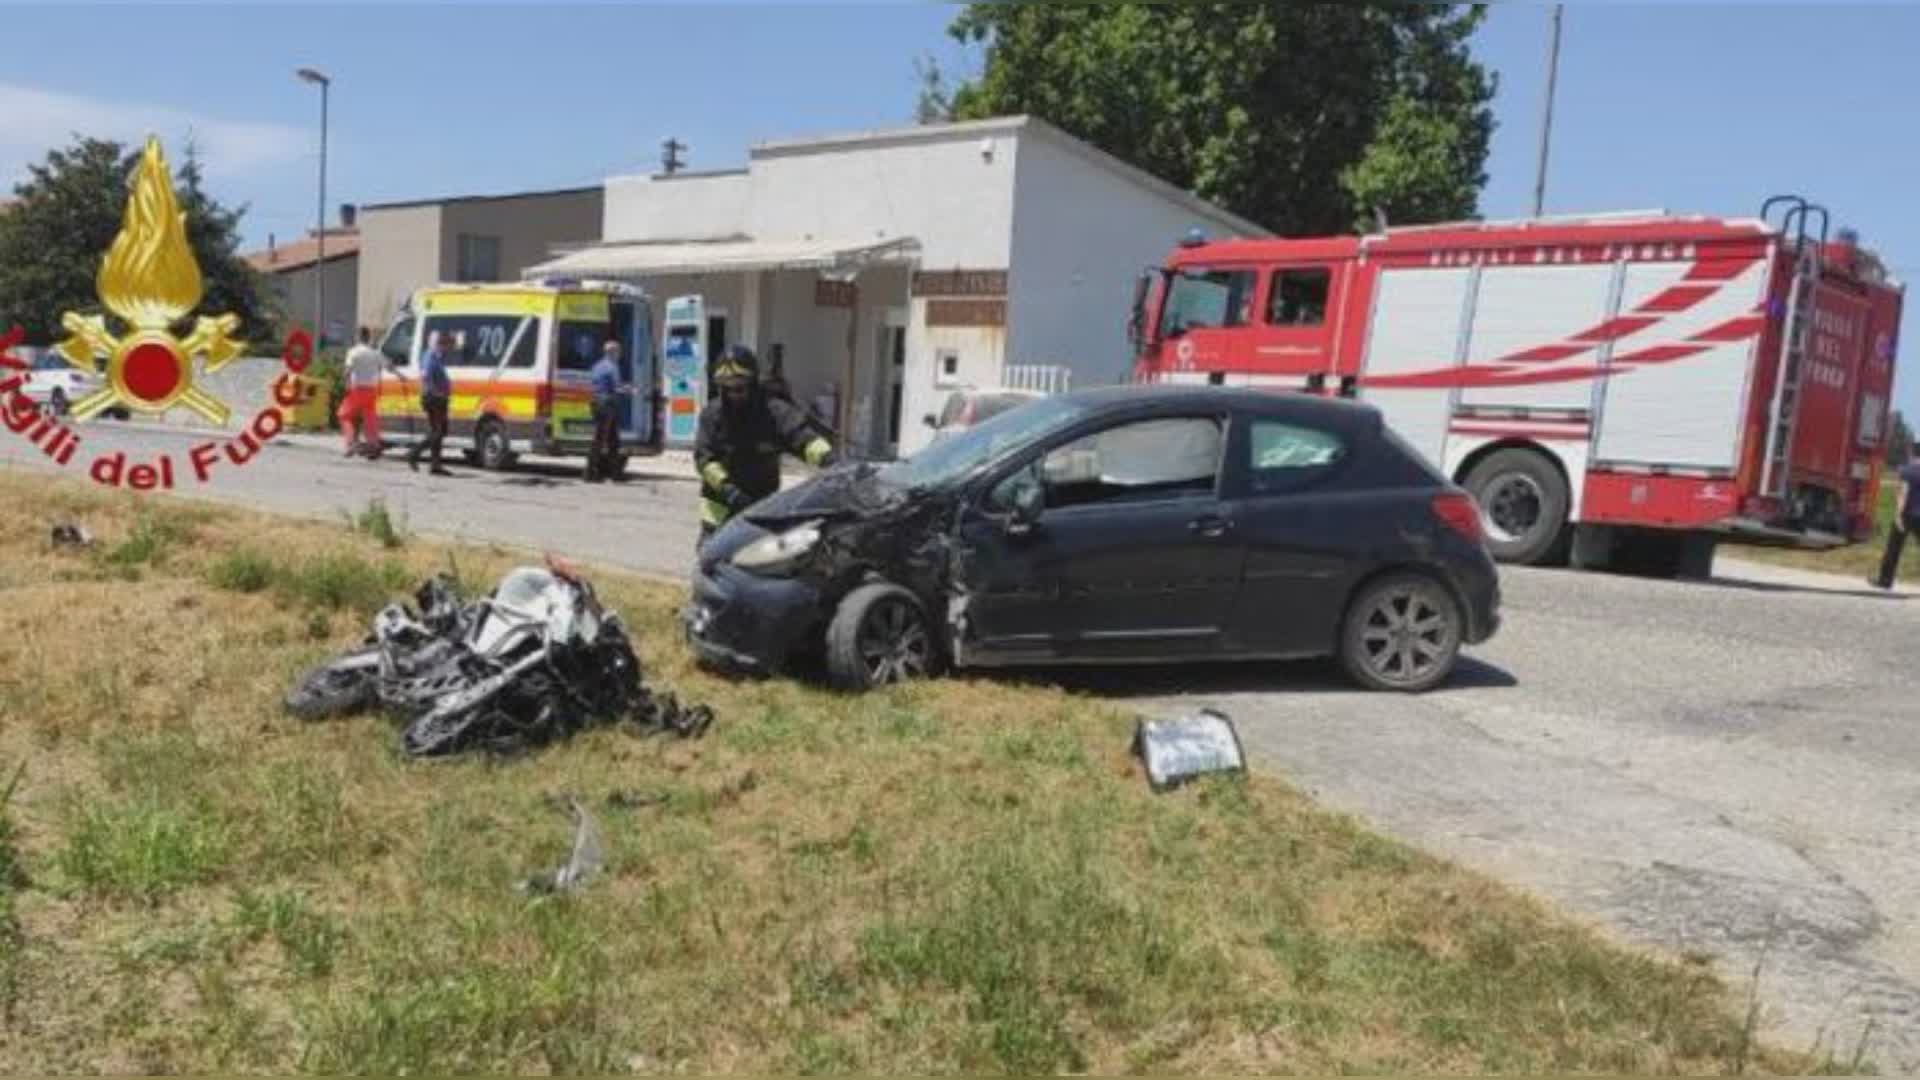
xmin=491 ymin=458 xmax=696 ymax=487
xmin=1002 ymin=655 xmax=1518 ymax=700
xmin=1532 ymin=560 xmax=1912 ymax=603
xmin=1702 ymin=575 xmax=1909 ymax=602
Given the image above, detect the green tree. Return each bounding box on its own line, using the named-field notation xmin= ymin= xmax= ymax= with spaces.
xmin=175 ymin=134 xmax=283 ymax=345
xmin=0 ymin=135 xmax=277 ymax=347
xmin=1888 ymin=409 xmax=1912 ymax=468
xmin=945 ymin=3 xmax=1496 ymax=235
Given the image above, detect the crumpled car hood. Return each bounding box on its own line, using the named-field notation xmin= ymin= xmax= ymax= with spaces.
xmin=744 ymin=463 xmax=915 ymax=526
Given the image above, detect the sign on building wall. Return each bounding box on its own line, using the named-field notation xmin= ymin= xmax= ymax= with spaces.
xmin=911 ymin=269 xmax=1008 ymax=299
xmin=814 ymin=279 xmax=857 ymax=309
xmin=926 ymin=299 xmax=1007 ymax=328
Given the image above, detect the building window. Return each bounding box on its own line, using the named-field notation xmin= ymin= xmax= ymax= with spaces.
xmin=1268 ymin=268 xmax=1331 ymax=327
xmin=456 ymin=233 xmax=502 ymax=282
xmin=935 ymin=348 xmax=962 ymax=388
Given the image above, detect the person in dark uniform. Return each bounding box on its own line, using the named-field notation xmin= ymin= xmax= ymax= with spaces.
xmin=585 ymin=339 xmax=623 ymax=483
xmin=407 ymin=330 xmax=454 ymax=476
xmin=1871 ymin=457 xmax=1920 ymax=589
xmin=695 ymin=344 xmax=836 ymax=545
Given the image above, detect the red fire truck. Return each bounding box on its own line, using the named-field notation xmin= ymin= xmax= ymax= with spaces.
xmin=1129 ymin=198 xmax=1906 ymax=574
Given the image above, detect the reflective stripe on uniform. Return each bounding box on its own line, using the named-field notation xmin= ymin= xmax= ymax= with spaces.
xmin=700 ymin=461 xmax=730 ymax=488
xmin=701 ymin=498 xmax=733 ymax=527
xmin=803 ymin=438 xmax=832 ymax=467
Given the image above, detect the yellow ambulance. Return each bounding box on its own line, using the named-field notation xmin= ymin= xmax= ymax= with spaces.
xmin=373 ymin=279 xmax=659 ymax=473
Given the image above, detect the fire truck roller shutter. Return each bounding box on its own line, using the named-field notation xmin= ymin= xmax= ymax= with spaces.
xmin=1355 ymin=267 xmax=1474 ymax=471
xmin=1459 ymin=264 xmax=1616 ymax=413
xmin=1591 ymin=259 xmax=1770 ymax=470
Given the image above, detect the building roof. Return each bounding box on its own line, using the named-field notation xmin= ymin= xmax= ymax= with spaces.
xmin=750 ymin=115 xmax=1272 ymax=239
xmin=524 ymin=235 xmax=921 ymax=281
xmin=244 ymin=228 xmax=361 ymax=274
xmin=360 ymin=184 xmax=602 ymax=213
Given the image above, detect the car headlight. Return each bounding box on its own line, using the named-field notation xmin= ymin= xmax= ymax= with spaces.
xmin=732 ymin=521 xmax=823 ymax=576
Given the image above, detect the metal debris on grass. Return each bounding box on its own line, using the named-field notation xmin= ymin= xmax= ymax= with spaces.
xmin=50 ymin=523 xmax=93 ymax=549
xmin=516 ymin=795 xmax=605 ymax=895
xmin=1132 ymin=708 xmax=1248 ymax=792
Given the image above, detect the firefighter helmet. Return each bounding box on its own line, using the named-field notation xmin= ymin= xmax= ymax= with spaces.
xmin=712 ymin=344 xmax=759 ymax=385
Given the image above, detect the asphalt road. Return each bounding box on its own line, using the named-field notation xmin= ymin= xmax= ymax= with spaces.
xmin=6 ymin=420 xmax=1919 ymax=1067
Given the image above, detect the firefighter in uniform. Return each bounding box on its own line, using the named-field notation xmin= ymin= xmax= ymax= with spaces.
xmin=696 ymin=344 xmax=837 ymax=544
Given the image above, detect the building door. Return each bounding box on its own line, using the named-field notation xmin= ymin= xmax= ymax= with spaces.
xmin=705 ymin=313 xmax=729 ymax=382
xmin=872 ymin=309 xmax=908 ymax=458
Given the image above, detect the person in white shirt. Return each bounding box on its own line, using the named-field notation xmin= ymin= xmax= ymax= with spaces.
xmin=339 ymin=326 xmax=388 ymax=457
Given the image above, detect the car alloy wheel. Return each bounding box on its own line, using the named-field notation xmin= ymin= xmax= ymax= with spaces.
xmin=858 ymin=597 xmax=932 ymax=685
xmin=1340 ymin=573 xmax=1462 ymax=693
xmin=826 ymin=582 xmax=940 ymax=691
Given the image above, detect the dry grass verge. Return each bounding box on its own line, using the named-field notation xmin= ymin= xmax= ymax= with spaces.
xmin=0 ymin=469 xmax=1869 ymax=1073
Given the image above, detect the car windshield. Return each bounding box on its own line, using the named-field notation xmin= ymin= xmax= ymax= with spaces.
xmin=883 ymin=395 xmax=1086 ymax=491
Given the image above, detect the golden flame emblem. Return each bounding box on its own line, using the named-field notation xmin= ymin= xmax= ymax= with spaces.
xmin=54 ymin=137 xmax=243 ymax=423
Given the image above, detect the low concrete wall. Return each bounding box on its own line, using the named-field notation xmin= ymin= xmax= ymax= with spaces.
xmin=145 ymin=356 xmax=316 ymax=432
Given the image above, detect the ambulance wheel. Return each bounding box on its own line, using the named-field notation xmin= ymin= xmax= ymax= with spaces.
xmin=1465 ymin=449 xmax=1569 ymax=566
xmin=475 ymin=418 xmax=515 ymax=471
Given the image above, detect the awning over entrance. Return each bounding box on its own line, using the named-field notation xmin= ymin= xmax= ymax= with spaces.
xmin=523 ymin=235 xmax=921 ymax=280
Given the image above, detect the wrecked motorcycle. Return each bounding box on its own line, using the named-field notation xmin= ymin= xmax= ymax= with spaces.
xmin=287 ymin=563 xmax=712 ymax=757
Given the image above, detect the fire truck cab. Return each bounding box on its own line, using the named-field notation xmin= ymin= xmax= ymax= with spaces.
xmin=1130 ymin=199 xmax=1906 ymax=575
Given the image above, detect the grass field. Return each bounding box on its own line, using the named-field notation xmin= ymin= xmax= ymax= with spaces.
xmin=0 ymin=470 xmax=1874 ymax=1074
xmin=1728 ymin=481 xmax=1913 ymax=581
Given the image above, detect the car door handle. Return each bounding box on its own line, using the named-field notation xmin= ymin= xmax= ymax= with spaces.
xmin=1188 ymin=514 xmax=1234 ymax=539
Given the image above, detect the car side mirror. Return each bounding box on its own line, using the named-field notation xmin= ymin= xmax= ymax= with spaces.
xmin=923 ymin=413 xmax=937 ymax=429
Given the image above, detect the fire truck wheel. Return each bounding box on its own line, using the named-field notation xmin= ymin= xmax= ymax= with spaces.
xmin=1464 ymin=449 xmax=1570 ymax=566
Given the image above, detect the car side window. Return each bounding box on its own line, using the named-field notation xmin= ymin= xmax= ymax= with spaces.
xmin=1246 ymin=419 xmax=1346 ymax=495
xmin=1038 ymin=416 xmax=1224 ymax=511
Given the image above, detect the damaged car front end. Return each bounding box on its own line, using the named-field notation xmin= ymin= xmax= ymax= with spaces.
xmin=687 ymin=464 xmax=960 ymax=686
xmin=686 ymin=396 xmax=1091 ymax=690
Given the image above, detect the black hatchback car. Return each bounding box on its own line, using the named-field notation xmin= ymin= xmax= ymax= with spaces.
xmin=686 ymin=386 xmax=1500 ymax=693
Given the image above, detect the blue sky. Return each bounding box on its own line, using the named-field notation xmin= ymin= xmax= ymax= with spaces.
xmin=2 ymin=2 xmax=1916 ymax=412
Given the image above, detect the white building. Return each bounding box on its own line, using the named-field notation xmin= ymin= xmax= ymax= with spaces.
xmin=525 ymin=116 xmax=1268 ymax=457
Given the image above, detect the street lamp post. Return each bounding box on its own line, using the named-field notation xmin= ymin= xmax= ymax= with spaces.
xmin=296 ymin=67 xmax=331 ymax=347
xmin=1532 ymin=5 xmax=1564 ymax=219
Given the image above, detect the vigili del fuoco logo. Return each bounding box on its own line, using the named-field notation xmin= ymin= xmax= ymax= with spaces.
xmin=0 ymin=136 xmax=316 ymax=489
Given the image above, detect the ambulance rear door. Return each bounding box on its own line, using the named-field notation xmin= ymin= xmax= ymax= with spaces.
xmin=610 ymin=295 xmax=658 ymax=447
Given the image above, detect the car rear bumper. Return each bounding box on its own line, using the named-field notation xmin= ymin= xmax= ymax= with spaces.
xmin=1455 ymin=558 xmax=1501 ymax=646
xmin=683 ymin=562 xmax=826 ymax=675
